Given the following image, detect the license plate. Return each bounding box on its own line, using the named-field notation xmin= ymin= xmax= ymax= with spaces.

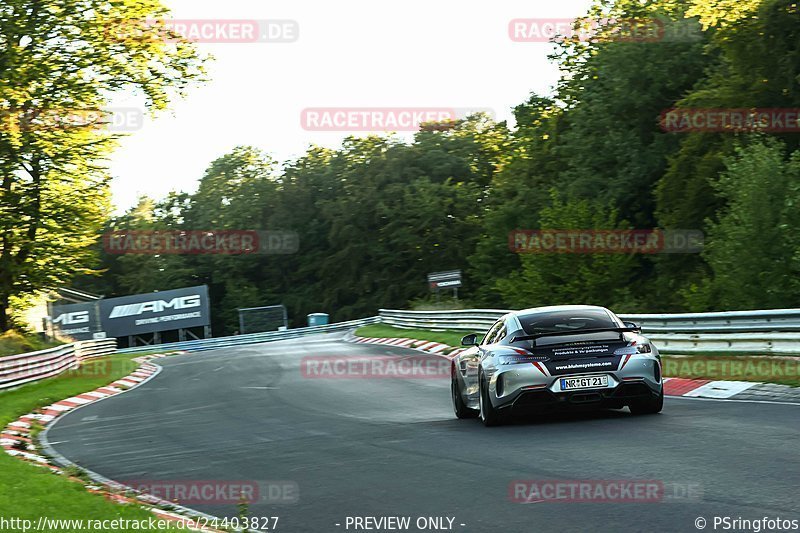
xmin=560 ymin=375 xmax=608 ymax=391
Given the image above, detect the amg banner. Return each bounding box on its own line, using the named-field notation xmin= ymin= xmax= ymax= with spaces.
xmin=50 ymin=302 xmax=102 ymax=341
xmin=98 ymin=285 xmax=210 ymax=337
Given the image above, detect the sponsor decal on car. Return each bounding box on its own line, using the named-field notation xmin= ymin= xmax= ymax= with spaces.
xmin=554 ymin=361 xmax=615 ymax=371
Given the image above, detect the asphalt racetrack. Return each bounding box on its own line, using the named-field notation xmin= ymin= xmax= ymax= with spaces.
xmin=47 ymin=333 xmax=800 ymax=533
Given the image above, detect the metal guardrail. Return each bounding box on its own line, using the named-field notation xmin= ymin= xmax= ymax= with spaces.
xmin=620 ymin=309 xmax=800 ymax=333
xmin=76 ymin=339 xmax=118 ymax=360
xmin=117 ymin=317 xmax=381 ymax=354
xmin=379 ymin=308 xmax=800 ymax=333
xmin=7 ymin=310 xmax=791 ymax=388
xmin=0 ymin=338 xmax=117 ymax=390
xmin=644 ymin=332 xmax=800 ymax=355
xmin=378 ymin=308 xmax=800 ymax=354
xmin=96 ymin=307 xmax=800 ymax=356
xmin=379 ymin=309 xmax=508 ymax=331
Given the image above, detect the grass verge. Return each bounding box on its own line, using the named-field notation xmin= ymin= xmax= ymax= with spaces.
xmin=354 ymin=324 xmax=478 ymax=348
xmin=0 ymin=330 xmax=62 ymax=357
xmin=354 ymin=325 xmax=798 ymax=387
xmin=660 ymin=355 xmax=799 ymax=387
xmin=0 ymin=353 xmax=182 ymax=531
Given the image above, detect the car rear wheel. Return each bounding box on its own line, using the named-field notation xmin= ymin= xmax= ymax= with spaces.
xmin=451 ymin=370 xmax=478 ymax=419
xmin=479 ymin=371 xmax=504 ymax=427
xmin=629 ymin=388 xmax=664 ymax=415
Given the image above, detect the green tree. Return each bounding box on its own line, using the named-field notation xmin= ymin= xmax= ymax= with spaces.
xmin=653 ymin=0 xmax=800 ymax=309
xmin=0 ymin=0 xmax=206 ymax=330
xmin=468 ymin=96 xmax=562 ymax=305
xmin=683 ymin=138 xmax=800 ymax=309
xmin=183 ymin=147 xmax=282 ymax=333
xmin=495 ymin=193 xmax=642 ymax=311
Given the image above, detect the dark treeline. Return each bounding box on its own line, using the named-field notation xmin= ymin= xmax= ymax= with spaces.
xmin=75 ymin=0 xmax=800 ymax=333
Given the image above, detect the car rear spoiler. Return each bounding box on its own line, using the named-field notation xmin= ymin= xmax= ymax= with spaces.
xmin=510 ymin=327 xmax=640 ymax=346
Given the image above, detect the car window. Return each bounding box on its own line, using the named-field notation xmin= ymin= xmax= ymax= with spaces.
xmin=482 ymin=320 xmax=503 ymax=345
xmin=481 ymin=323 xmax=496 ymax=345
xmin=518 ymin=309 xmax=619 ymax=335
xmin=484 ymin=329 xmax=495 ymax=345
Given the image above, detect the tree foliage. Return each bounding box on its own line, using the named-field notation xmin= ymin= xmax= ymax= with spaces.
xmin=35 ymin=0 xmax=800 ymax=333
xmin=0 ymin=0 xmax=206 ymax=330
xmin=684 ymin=139 xmax=800 ymax=309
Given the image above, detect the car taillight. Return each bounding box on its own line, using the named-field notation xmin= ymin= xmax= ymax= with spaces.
xmin=629 ymin=340 xmax=652 ymax=354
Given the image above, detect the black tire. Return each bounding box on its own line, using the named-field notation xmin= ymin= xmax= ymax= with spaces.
xmin=479 ymin=371 xmax=504 ymax=426
xmin=451 ymin=371 xmax=478 ymax=419
xmin=629 ymin=387 xmax=664 ymax=415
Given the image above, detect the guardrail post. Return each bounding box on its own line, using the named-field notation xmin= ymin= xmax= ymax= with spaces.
xmin=72 ymin=342 xmax=83 ymax=367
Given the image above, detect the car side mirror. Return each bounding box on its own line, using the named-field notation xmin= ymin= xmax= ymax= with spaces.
xmin=623 ymin=321 xmax=641 ymax=332
xmin=461 ymin=333 xmax=478 ymax=346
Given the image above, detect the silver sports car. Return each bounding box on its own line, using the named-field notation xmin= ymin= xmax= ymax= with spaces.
xmin=451 ymin=305 xmax=663 ymax=426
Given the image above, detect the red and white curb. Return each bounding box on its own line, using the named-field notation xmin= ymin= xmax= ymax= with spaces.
xmin=2 ymin=352 xmax=224 ymax=533
xmin=348 ymin=335 xmax=763 ymax=400
xmin=2 ymin=363 xmax=160 ymax=465
xmin=662 ymin=378 xmax=758 ymax=398
xmin=350 ymin=335 xmax=466 ymax=360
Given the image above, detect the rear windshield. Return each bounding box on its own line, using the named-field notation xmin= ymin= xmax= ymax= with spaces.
xmin=519 ymin=309 xmax=620 ymax=335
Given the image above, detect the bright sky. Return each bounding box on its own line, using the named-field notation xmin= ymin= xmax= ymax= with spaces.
xmin=108 ymin=0 xmax=594 ymax=211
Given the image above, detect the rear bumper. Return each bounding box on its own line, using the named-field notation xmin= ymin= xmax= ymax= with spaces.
xmin=485 ymin=354 xmax=662 ymax=412
xmin=502 ymin=380 xmax=661 ymax=414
